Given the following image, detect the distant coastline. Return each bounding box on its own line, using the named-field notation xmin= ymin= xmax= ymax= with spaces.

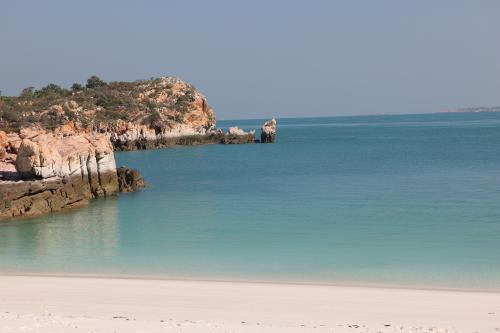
xmin=442 ymin=106 xmax=500 ymax=113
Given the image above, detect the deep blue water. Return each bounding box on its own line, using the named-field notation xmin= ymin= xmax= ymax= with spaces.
xmin=1 ymin=113 xmax=500 ymax=290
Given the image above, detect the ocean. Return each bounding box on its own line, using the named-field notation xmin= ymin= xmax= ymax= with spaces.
xmin=1 ymin=112 xmax=500 ymax=290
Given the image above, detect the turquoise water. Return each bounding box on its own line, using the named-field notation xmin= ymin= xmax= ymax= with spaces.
xmin=1 ymin=113 xmax=500 ymax=290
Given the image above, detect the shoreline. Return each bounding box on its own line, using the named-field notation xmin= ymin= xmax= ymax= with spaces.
xmin=1 ymin=271 xmax=499 ymax=294
xmin=1 ymin=274 xmax=499 ymax=332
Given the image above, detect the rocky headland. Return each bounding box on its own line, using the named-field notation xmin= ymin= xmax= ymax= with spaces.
xmin=0 ymin=76 xmax=275 ymax=149
xmin=0 ymin=75 xmax=276 ymax=221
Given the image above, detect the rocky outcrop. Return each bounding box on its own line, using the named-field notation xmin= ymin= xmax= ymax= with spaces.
xmin=261 ymin=118 xmax=277 ymax=143
xmin=15 ymin=131 xmax=118 ymax=196
xmin=1 ymin=76 xmax=272 ymax=151
xmin=0 ymin=131 xmax=143 ymax=221
xmin=106 ymin=122 xmax=257 ymax=149
xmin=222 ymin=127 xmax=256 ymax=144
xmin=0 ymin=176 xmax=100 ymax=220
xmin=117 ymin=167 xmax=146 ymax=192
xmin=106 ymin=120 xmax=221 ymax=151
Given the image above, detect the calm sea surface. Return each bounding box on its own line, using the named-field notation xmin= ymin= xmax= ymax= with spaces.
xmin=1 ymin=113 xmax=500 ymax=290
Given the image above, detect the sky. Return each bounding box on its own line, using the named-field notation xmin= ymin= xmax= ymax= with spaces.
xmin=1 ymin=0 xmax=500 ymax=120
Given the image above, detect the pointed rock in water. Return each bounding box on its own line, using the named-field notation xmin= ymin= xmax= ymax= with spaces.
xmin=260 ymin=118 xmax=276 ymax=143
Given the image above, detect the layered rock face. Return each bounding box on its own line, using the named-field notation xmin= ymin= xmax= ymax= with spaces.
xmin=15 ymin=131 xmax=118 ymax=196
xmin=261 ymin=118 xmax=277 ymax=143
xmin=0 ymin=131 xmax=140 ymax=221
xmin=1 ymin=177 xmax=99 ymax=220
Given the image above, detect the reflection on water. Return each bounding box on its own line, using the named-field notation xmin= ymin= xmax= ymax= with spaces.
xmin=0 ymin=197 xmax=119 ymax=274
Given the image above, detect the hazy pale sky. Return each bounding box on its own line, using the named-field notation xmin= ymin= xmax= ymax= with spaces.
xmin=1 ymin=0 xmax=500 ymax=119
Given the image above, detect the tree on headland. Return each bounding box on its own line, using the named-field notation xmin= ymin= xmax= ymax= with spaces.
xmin=86 ymin=75 xmax=107 ymax=89
xmin=34 ymin=83 xmax=68 ymax=99
xmin=20 ymin=87 xmax=35 ymax=99
xmin=71 ymin=83 xmax=83 ymax=91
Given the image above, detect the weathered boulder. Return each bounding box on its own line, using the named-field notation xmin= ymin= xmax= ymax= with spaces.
xmin=261 ymin=118 xmax=277 ymax=143
xmin=117 ymin=167 xmax=146 ymax=192
xmin=15 ymin=132 xmax=118 ymax=196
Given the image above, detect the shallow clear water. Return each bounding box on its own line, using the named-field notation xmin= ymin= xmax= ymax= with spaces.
xmin=2 ymin=113 xmax=500 ymax=290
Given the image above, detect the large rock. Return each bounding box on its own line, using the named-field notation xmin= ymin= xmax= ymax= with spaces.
xmin=0 ymin=177 xmax=95 ymax=219
xmin=117 ymin=167 xmax=146 ymax=192
xmin=261 ymin=118 xmax=277 ymax=143
xmin=15 ymin=132 xmax=118 ymax=196
xmin=0 ymin=131 xmax=148 ymax=220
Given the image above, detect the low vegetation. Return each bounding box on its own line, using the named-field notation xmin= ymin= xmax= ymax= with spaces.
xmin=0 ymin=76 xmax=204 ymax=132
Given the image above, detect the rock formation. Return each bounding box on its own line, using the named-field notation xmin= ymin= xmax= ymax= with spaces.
xmin=0 ymin=76 xmax=273 ymax=150
xmin=222 ymin=127 xmax=256 ymax=144
xmin=0 ymin=75 xmax=276 ymax=221
xmin=15 ymin=131 xmax=118 ymax=195
xmin=261 ymin=118 xmax=277 ymax=143
xmin=117 ymin=167 xmax=146 ymax=192
xmin=1 ymin=176 xmax=100 ymax=220
xmin=0 ymin=131 xmax=143 ymax=221
xmin=0 ymin=77 xmax=218 ymax=151
xmin=106 ymin=120 xmax=221 ymax=150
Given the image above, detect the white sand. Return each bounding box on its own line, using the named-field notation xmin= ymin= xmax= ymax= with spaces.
xmin=0 ymin=275 xmax=499 ymax=332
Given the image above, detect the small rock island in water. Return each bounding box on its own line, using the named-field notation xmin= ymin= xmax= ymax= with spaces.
xmin=0 ymin=76 xmax=276 ymax=220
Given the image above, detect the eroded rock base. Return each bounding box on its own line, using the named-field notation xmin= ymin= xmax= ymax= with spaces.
xmin=0 ymin=174 xmax=103 ymax=220
xmin=113 ymin=133 xmax=256 ymax=151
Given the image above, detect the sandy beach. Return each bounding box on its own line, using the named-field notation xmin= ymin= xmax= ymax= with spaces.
xmin=0 ymin=275 xmax=499 ymax=332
